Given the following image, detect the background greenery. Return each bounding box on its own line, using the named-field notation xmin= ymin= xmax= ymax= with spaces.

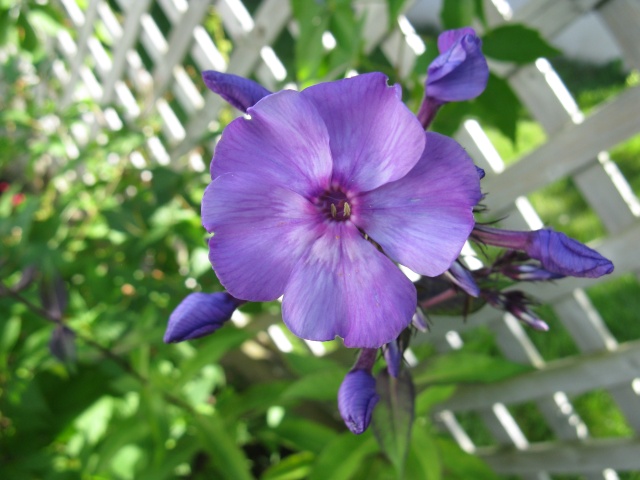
xmin=1 ymin=0 xmax=639 ymax=479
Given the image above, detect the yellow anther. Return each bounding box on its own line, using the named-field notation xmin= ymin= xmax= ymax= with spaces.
xmin=343 ymin=202 xmax=351 ymax=217
xmin=331 ymin=203 xmax=337 ymax=218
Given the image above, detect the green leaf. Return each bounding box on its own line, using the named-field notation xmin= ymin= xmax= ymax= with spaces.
xmin=371 ymin=369 xmax=415 ymax=478
xmin=482 ymin=24 xmax=561 ymax=64
xmin=195 ymin=414 xmax=254 ymax=480
xmin=440 ymin=0 xmax=475 ymax=30
xmin=0 ymin=316 xmax=21 ymax=356
xmin=386 ymin=0 xmax=408 ymax=28
xmin=17 ymin=11 xmax=38 ymax=52
xmin=309 ymin=432 xmax=378 ymax=480
xmin=406 ymin=422 xmax=442 ymax=480
xmin=176 ymin=327 xmax=250 ymax=386
xmin=27 ymin=8 xmax=62 ymax=36
xmin=326 ymin=1 xmax=363 ymax=77
xmin=415 ymin=385 xmax=457 ymax=415
xmin=413 ymin=352 xmax=532 ymax=386
xmin=282 ymin=367 xmax=345 ymax=401
xmin=271 ymin=416 xmax=338 ymax=454
xmin=437 ymin=437 xmax=500 ymax=479
xmin=473 ymin=72 xmax=521 ymax=143
xmin=0 ymin=8 xmax=15 ymax=46
xmin=291 ymin=0 xmax=328 ymax=83
xmin=217 ymin=381 xmax=290 ymax=421
xmin=261 ymin=451 xmax=315 ymax=480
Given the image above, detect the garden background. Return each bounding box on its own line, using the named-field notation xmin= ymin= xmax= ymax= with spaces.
xmin=1 ymin=0 xmax=640 ymax=479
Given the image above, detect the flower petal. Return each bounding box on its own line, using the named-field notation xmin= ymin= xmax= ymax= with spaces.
xmin=338 ymin=369 xmax=379 ymax=434
xmin=355 ymin=132 xmax=481 ymax=277
xmin=282 ymin=222 xmax=416 ymax=348
xmin=437 ymin=27 xmax=477 ymax=53
xmin=212 ymin=89 xmax=333 ymax=197
xmin=301 ymin=73 xmax=426 ymax=192
xmin=202 ymin=71 xmax=272 ymax=112
xmin=164 ymin=292 xmax=241 ymax=343
xmin=427 ymin=31 xmax=488 ymax=102
xmin=203 ymin=173 xmax=321 ymax=301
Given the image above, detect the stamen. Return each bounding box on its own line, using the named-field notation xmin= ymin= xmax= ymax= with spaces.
xmin=343 ymin=202 xmax=351 ymax=217
xmin=331 ymin=203 xmax=337 ymax=218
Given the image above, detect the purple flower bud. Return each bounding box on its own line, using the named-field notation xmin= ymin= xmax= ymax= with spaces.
xmin=202 ymin=71 xmax=271 ymax=113
xmin=49 ymin=325 xmax=76 ymax=363
xmin=412 ymin=308 xmax=429 ymax=332
xmin=501 ymin=264 xmax=564 ymax=281
xmin=164 ymin=292 xmax=244 ymax=343
xmin=484 ymin=291 xmax=549 ymax=331
xmin=476 ymin=166 xmax=486 ymax=180
xmin=417 ymin=28 xmax=488 ymax=128
xmin=473 ymin=226 xmax=614 ymax=279
xmin=384 ymin=341 xmax=402 ymax=378
xmin=446 ymin=261 xmax=480 ymax=296
xmin=527 ymin=229 xmax=614 ymax=278
xmin=428 ymin=28 xmax=489 ymax=102
xmin=338 ymin=369 xmax=379 ymax=434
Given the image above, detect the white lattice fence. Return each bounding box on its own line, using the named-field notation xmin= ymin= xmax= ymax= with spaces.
xmin=50 ymin=0 xmax=640 ymax=478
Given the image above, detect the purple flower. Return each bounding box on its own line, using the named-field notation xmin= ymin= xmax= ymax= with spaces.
xmin=202 ymin=73 xmax=481 ymax=348
xmin=164 ymin=292 xmax=243 ymax=343
xmin=418 ymin=28 xmax=489 ymax=128
xmin=473 ymin=226 xmax=614 ymax=279
xmin=446 ymin=260 xmax=480 ymax=296
xmin=338 ymin=349 xmax=379 ymax=434
xmin=202 ymin=71 xmax=271 ymax=113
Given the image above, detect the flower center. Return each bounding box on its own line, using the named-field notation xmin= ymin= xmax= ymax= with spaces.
xmin=317 ymin=188 xmax=352 ymax=222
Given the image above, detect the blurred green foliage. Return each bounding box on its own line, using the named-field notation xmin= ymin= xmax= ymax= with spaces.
xmin=1 ymin=0 xmax=636 ymax=479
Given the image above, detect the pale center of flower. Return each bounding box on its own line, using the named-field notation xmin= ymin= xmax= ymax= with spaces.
xmin=317 ymin=188 xmax=352 ymax=222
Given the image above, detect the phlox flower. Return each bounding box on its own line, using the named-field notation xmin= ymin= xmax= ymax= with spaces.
xmin=202 ymin=72 xmax=481 ymax=348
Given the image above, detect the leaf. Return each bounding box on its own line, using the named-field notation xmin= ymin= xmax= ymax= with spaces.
xmin=371 ymin=369 xmax=415 ymax=478
xmin=282 ymin=368 xmax=345 ymax=402
xmin=17 ymin=11 xmax=38 ymax=52
xmin=0 ymin=316 xmax=21 ymax=356
xmin=473 ymin=72 xmax=520 ymax=143
xmin=176 ymin=327 xmax=250 ymax=386
xmin=482 ymin=24 xmax=561 ymax=64
xmin=440 ymin=0 xmax=475 ymax=30
xmin=27 ymin=8 xmax=62 ymax=36
xmin=415 ymin=275 xmax=486 ymax=317
xmin=326 ymin=1 xmax=363 ymax=77
xmin=415 ymin=385 xmax=457 ymax=415
xmin=406 ymin=422 xmax=442 ymax=480
xmin=291 ymin=0 xmax=328 ymax=82
xmin=413 ymin=352 xmax=532 ymax=386
xmin=0 ymin=8 xmax=15 ymax=47
xmin=309 ymin=432 xmax=378 ymax=480
xmin=271 ymin=416 xmax=338 ymax=454
xmin=195 ymin=414 xmax=253 ymax=480
xmin=386 ymin=0 xmax=408 ymax=28
xmin=261 ymin=451 xmax=315 ymax=480
xmin=437 ymin=437 xmax=500 ymax=479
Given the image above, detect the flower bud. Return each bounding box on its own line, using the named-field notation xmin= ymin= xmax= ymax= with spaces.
xmin=473 ymin=226 xmax=614 ymax=279
xmin=338 ymin=369 xmax=379 ymax=435
xmin=202 ymin=71 xmax=271 ymax=113
xmin=418 ymin=28 xmax=489 ymax=128
xmin=164 ymin=292 xmax=243 ymax=343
